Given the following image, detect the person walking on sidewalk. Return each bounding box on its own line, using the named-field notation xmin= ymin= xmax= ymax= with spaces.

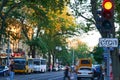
xmin=9 ymin=60 xmax=15 ymax=80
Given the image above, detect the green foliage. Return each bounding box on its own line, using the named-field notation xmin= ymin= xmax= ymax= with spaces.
xmin=93 ymin=46 xmax=103 ymax=64
xmin=75 ymin=43 xmax=90 ymax=58
xmin=55 ymin=46 xmax=72 ymax=65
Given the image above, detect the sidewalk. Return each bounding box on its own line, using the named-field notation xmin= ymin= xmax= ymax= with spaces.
xmin=104 ymin=76 xmax=112 ymax=80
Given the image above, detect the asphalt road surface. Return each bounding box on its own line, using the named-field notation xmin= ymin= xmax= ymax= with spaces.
xmin=0 ymin=71 xmax=99 ymax=80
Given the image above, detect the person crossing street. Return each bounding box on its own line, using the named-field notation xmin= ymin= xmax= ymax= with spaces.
xmin=64 ymin=64 xmax=70 ymax=80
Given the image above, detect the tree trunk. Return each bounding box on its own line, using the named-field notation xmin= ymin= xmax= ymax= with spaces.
xmin=32 ymin=46 xmax=36 ymax=58
xmin=48 ymin=51 xmax=51 ymax=71
xmin=111 ymin=48 xmax=120 ymax=80
xmin=29 ymin=45 xmax=32 ymax=57
xmin=53 ymin=54 xmax=55 ymax=67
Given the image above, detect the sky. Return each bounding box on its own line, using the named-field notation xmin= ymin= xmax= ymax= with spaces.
xmin=75 ymin=16 xmax=101 ymax=50
xmin=67 ymin=30 xmax=101 ymax=51
xmin=79 ymin=30 xmax=101 ymax=50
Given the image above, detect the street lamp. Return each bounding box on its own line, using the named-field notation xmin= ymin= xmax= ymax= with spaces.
xmin=56 ymin=46 xmax=62 ymax=51
xmin=67 ymin=46 xmax=75 ymax=65
xmin=72 ymin=49 xmax=74 ymax=65
xmin=55 ymin=46 xmax=62 ymax=61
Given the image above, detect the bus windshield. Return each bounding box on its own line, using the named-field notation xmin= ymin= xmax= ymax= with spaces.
xmin=14 ymin=59 xmax=26 ymax=65
xmin=34 ymin=61 xmax=40 ymax=65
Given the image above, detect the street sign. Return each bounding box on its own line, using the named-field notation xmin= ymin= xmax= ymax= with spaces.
xmin=6 ymin=49 xmax=12 ymax=53
xmin=99 ymin=38 xmax=118 ymax=47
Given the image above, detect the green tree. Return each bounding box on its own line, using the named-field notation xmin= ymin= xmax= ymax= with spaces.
xmin=0 ymin=0 xmax=70 ymax=57
xmin=40 ymin=6 xmax=77 ymax=66
xmin=93 ymin=46 xmax=103 ymax=64
xmin=75 ymin=43 xmax=90 ymax=59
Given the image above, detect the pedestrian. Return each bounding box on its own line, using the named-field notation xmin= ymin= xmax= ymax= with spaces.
xmin=50 ymin=64 xmax=53 ymax=72
xmin=64 ymin=64 xmax=70 ymax=80
xmin=9 ymin=60 xmax=15 ymax=80
xmin=96 ymin=65 xmax=103 ymax=80
xmin=110 ymin=72 xmax=113 ymax=80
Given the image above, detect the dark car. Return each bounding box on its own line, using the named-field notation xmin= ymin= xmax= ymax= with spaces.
xmin=0 ymin=65 xmax=9 ymax=76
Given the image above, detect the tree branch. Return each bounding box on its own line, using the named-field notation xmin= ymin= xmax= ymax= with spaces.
xmin=5 ymin=1 xmax=22 ymax=18
xmin=78 ymin=13 xmax=95 ymax=24
xmin=0 ymin=0 xmax=8 ymax=12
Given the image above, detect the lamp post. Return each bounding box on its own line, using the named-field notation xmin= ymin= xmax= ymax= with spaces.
xmin=55 ymin=46 xmax=62 ymax=66
xmin=6 ymin=29 xmax=11 ymax=66
xmin=7 ymin=37 xmax=10 ymax=66
xmin=72 ymin=49 xmax=74 ymax=65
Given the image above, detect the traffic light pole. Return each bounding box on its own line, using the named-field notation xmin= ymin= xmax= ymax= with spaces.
xmin=104 ymin=49 xmax=111 ymax=80
xmin=104 ymin=34 xmax=112 ymax=80
xmin=100 ymin=0 xmax=115 ymax=80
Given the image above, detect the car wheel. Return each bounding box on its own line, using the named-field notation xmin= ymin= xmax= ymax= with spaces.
xmin=77 ymin=77 xmax=80 ymax=80
xmin=25 ymin=70 xmax=28 ymax=74
xmin=91 ymin=78 xmax=94 ymax=80
xmin=3 ymin=72 xmax=7 ymax=76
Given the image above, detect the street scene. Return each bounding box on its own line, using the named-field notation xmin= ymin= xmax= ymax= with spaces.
xmin=0 ymin=0 xmax=119 ymax=80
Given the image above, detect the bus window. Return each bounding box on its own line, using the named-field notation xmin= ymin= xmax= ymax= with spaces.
xmin=41 ymin=60 xmax=46 ymax=65
xmin=28 ymin=59 xmax=33 ymax=65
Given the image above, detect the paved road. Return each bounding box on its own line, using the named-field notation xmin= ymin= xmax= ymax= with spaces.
xmin=0 ymin=71 xmax=101 ymax=80
xmin=0 ymin=71 xmax=64 ymax=80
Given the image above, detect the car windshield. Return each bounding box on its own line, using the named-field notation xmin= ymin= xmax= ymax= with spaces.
xmin=80 ymin=68 xmax=91 ymax=71
xmin=81 ymin=60 xmax=90 ymax=64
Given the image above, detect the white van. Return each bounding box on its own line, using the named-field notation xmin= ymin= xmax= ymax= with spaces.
xmin=33 ymin=58 xmax=46 ymax=72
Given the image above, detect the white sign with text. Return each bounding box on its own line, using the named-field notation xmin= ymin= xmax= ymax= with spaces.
xmin=99 ymin=38 xmax=118 ymax=47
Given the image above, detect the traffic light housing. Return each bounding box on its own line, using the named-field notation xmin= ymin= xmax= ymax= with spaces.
xmin=102 ymin=0 xmax=114 ymax=31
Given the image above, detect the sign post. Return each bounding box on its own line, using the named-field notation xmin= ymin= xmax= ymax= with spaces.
xmin=99 ymin=38 xmax=118 ymax=80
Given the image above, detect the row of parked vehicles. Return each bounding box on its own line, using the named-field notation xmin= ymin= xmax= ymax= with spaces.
xmin=0 ymin=58 xmax=47 ymax=76
xmin=0 ymin=52 xmax=48 ymax=77
xmin=0 ymin=52 xmax=65 ymax=77
xmin=0 ymin=57 xmax=66 ymax=77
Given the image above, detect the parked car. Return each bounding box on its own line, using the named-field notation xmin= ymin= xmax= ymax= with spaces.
xmin=52 ymin=67 xmax=59 ymax=71
xmin=0 ymin=65 xmax=9 ymax=76
xmin=58 ymin=65 xmax=65 ymax=71
xmin=76 ymin=67 xmax=94 ymax=80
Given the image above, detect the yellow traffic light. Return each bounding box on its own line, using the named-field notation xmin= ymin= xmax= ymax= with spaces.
xmin=103 ymin=1 xmax=113 ymax=10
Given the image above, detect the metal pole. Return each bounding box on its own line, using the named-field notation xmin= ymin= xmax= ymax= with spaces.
xmin=7 ymin=38 xmax=10 ymax=66
xmin=72 ymin=49 xmax=74 ymax=65
xmin=107 ymin=49 xmax=110 ymax=80
xmin=103 ymin=47 xmax=110 ymax=80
